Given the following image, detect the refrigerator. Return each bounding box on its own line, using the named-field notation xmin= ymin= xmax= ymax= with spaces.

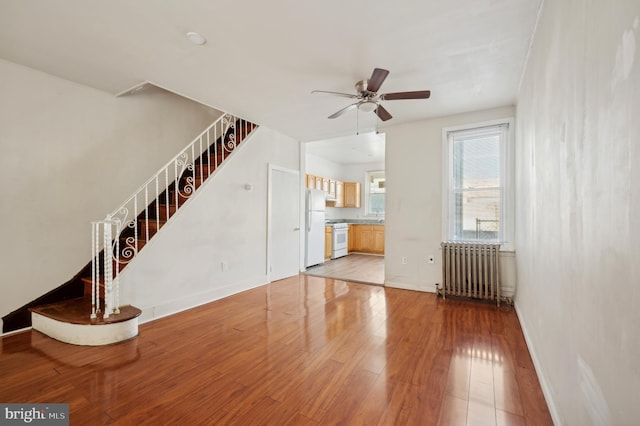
xmin=305 ymin=188 xmax=326 ymax=267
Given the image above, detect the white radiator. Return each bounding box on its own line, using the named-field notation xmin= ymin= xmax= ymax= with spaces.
xmin=440 ymin=242 xmax=501 ymax=306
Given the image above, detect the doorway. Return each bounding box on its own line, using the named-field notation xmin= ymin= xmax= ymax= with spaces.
xmin=303 ymin=132 xmax=386 ymax=286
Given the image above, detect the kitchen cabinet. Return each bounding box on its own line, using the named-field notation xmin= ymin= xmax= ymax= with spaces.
xmin=306 ymin=174 xmax=315 ymax=189
xmin=322 ymin=178 xmax=330 ymax=193
xmin=355 ymin=225 xmax=373 ymax=252
xmin=351 ymin=224 xmax=384 ymax=255
xmin=329 ymin=180 xmax=336 ymax=199
xmin=306 ymin=174 xmax=357 ymax=209
xmin=348 ymin=224 xmax=354 ymax=252
xmin=334 ymin=181 xmax=344 ymax=207
xmin=325 ymin=226 xmax=333 ymax=259
xmin=343 ymin=182 xmax=361 ymax=208
xmin=373 ymin=225 xmax=385 ymax=253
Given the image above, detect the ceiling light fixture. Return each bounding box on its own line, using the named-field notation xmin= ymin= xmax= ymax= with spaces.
xmin=358 ymin=101 xmax=378 ymax=113
xmin=185 ymin=32 xmax=206 ymax=45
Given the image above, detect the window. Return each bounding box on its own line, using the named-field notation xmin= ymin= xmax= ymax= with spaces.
xmin=443 ymin=119 xmax=513 ymax=248
xmin=365 ymin=170 xmax=385 ymax=216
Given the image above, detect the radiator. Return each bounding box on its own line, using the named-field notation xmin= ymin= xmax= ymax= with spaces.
xmin=440 ymin=242 xmax=501 ymax=306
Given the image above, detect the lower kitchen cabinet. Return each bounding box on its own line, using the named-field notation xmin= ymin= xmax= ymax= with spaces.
xmin=325 ymin=226 xmax=332 ymax=259
xmin=350 ymin=224 xmax=384 ymax=255
xmin=373 ymin=225 xmax=385 ymax=253
xmin=347 ymin=224 xmax=355 ymax=252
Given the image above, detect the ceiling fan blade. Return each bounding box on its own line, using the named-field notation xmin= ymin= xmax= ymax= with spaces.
xmin=380 ymin=90 xmax=431 ymax=100
xmin=367 ymin=68 xmax=390 ymax=93
xmin=375 ymin=104 xmax=393 ymax=121
xmin=311 ymin=90 xmax=358 ymax=99
xmin=328 ymin=103 xmax=358 ymax=119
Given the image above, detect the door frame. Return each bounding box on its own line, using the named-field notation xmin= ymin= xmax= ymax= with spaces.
xmin=267 ymin=163 xmax=301 ymax=281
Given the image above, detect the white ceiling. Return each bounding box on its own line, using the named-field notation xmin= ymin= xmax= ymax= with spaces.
xmin=306 ymin=132 xmax=386 ymax=164
xmin=0 ymin=0 xmax=541 ymax=142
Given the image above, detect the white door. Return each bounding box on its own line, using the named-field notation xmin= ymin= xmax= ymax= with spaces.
xmin=269 ymin=166 xmax=300 ymax=281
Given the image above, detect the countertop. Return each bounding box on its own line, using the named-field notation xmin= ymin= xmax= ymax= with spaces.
xmin=325 ymin=219 xmax=385 ymax=225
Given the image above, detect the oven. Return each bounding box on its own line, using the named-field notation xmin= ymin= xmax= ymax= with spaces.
xmin=331 ymin=223 xmax=348 ymax=259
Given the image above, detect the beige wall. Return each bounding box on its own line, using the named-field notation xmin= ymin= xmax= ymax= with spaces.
xmin=0 ymin=59 xmax=221 ymax=325
xmin=384 ymin=106 xmax=516 ymax=294
xmin=515 ymin=1 xmax=640 ymax=424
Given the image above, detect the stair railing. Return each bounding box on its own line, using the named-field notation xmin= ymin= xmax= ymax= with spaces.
xmin=90 ymin=113 xmax=255 ymax=319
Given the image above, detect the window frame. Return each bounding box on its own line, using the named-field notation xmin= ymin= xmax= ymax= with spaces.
xmin=364 ymin=170 xmax=385 ymax=217
xmin=441 ymin=118 xmax=514 ymax=251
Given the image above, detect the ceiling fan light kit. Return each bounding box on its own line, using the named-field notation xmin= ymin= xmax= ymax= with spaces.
xmin=358 ymin=100 xmax=378 ymax=112
xmin=312 ymin=68 xmax=431 ymax=122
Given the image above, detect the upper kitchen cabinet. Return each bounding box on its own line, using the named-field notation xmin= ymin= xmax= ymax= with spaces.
xmin=306 ymin=174 xmax=315 ymax=189
xmin=305 ymin=174 xmax=325 ymax=191
xmin=329 ymin=180 xmax=337 ymax=199
xmin=344 ymin=182 xmax=361 ymax=208
xmin=307 ymin=173 xmax=362 ymax=209
xmin=334 ymin=181 xmax=344 ymax=208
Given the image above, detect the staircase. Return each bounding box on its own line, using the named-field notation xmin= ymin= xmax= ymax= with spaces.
xmin=29 ymin=114 xmax=258 ymax=345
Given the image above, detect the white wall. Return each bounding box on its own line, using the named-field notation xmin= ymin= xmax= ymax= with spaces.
xmin=515 ymin=1 xmax=640 ymax=424
xmin=0 ymin=59 xmax=222 ymax=326
xmin=305 ymin=153 xmax=342 ymax=179
xmin=384 ymin=106 xmax=516 ymax=294
xmin=118 ymin=126 xmax=299 ymax=322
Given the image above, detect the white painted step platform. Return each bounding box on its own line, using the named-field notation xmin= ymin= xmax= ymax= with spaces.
xmin=30 ymin=297 xmax=142 ymax=346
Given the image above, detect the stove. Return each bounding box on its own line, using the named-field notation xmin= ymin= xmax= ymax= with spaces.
xmin=331 ymin=223 xmax=348 ymax=259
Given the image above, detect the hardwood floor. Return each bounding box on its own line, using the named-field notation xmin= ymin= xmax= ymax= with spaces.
xmin=0 ymin=275 xmax=552 ymax=425
xmin=303 ymin=253 xmax=385 ymax=285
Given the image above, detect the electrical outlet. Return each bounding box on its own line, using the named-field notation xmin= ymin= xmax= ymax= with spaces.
xmin=221 ymin=260 xmax=228 ymax=272
xmin=428 ymin=256 xmax=435 ymax=264
xmin=401 ymin=256 xmax=408 ymax=265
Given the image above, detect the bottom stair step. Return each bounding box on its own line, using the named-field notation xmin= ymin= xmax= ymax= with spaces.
xmin=30 ymin=296 xmax=142 ymax=346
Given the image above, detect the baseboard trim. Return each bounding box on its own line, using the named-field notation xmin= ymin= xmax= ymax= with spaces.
xmin=384 ymin=281 xmax=437 ymax=293
xmin=514 ymin=301 xmax=562 ymax=426
xmin=137 ymin=278 xmax=269 ymax=325
xmin=1 ymin=326 xmax=32 ymax=338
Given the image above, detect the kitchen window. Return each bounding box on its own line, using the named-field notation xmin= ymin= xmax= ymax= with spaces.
xmin=365 ymin=170 xmax=385 ymax=216
xmin=442 ymin=119 xmax=514 ymax=249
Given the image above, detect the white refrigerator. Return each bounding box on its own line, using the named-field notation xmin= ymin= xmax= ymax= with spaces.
xmin=305 ymin=189 xmax=326 ymax=267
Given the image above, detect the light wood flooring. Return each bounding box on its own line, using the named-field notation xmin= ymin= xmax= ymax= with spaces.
xmin=303 ymin=253 xmax=385 ymax=285
xmin=0 ymin=275 xmax=552 ymax=425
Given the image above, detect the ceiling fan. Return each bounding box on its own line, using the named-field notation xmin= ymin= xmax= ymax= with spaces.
xmin=312 ymin=68 xmax=431 ymax=122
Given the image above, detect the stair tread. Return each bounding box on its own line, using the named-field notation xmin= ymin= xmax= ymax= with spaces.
xmin=139 ymin=219 xmax=167 ymax=225
xmin=30 ymin=296 xmax=141 ymax=325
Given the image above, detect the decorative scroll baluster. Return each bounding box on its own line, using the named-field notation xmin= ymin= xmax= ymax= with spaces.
xmin=174 ymin=159 xmax=179 ymax=208
xmin=191 ymin=143 xmax=196 ymax=190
